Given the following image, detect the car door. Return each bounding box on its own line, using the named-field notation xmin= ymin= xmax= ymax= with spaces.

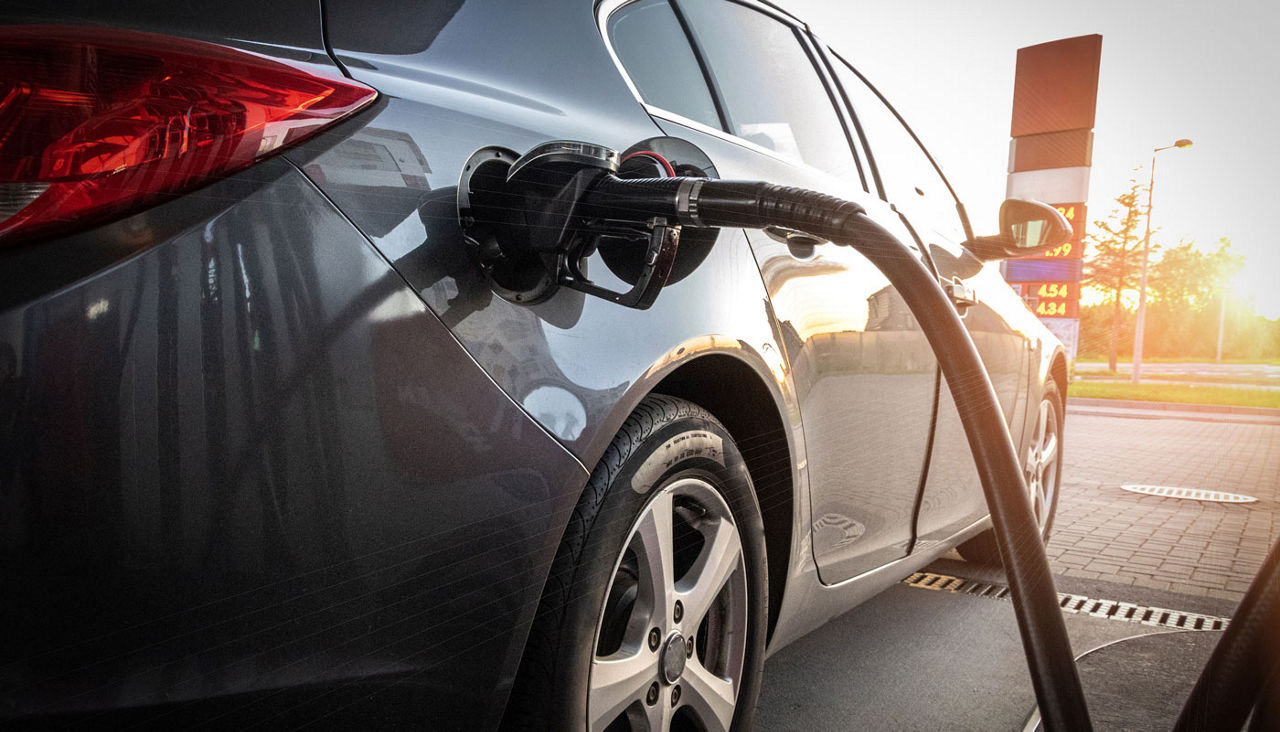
xmin=827 ymin=55 xmax=1032 ymax=544
xmin=605 ymin=0 xmax=938 ymax=582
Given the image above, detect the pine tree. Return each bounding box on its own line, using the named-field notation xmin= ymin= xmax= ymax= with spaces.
xmin=1083 ymin=177 xmax=1148 ymax=371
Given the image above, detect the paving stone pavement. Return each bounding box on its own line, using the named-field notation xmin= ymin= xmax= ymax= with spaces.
xmin=1049 ymin=409 xmax=1280 ymax=604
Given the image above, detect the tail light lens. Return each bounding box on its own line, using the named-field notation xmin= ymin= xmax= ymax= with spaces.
xmin=0 ymin=26 xmax=377 ymax=247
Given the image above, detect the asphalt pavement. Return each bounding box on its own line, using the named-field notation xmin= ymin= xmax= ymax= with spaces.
xmin=756 ymin=402 xmax=1278 ymax=730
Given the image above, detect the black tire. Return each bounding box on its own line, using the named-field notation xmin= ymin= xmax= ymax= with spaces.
xmin=958 ymin=380 xmax=1064 ymax=566
xmin=502 ymin=395 xmax=768 ymax=731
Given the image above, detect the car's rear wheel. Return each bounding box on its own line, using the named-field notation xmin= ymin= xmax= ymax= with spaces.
xmin=958 ymin=380 xmax=1063 ymax=566
xmin=503 ymin=395 xmax=767 ymax=731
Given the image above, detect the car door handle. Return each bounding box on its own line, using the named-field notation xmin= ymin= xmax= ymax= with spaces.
xmin=944 ymin=278 xmax=978 ymax=309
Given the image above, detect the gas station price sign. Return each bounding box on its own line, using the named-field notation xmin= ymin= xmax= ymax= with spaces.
xmin=1040 ymin=240 xmax=1080 ymax=259
xmin=1016 ymin=281 xmax=1079 ymax=318
xmin=1054 ymin=203 xmax=1083 ymax=226
xmin=1048 ymin=203 xmax=1087 ymax=257
xmin=1007 ymin=34 xmax=1100 ymax=358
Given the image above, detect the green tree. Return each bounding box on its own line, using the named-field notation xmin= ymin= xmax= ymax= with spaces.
xmin=1078 ymin=303 xmax=1132 ymax=360
xmin=1083 ymin=177 xmax=1147 ymax=370
xmin=1150 ymin=237 xmax=1244 ymax=311
xmin=1150 ymin=239 xmax=1210 ymax=308
xmin=1145 ymin=238 xmax=1246 ymax=357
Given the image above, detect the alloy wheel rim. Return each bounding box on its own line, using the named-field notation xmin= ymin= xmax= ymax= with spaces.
xmin=1025 ymin=397 xmax=1060 ymax=535
xmin=588 ymin=478 xmax=748 ymax=731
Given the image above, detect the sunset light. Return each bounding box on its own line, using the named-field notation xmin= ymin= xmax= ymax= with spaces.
xmin=788 ymin=0 xmax=1280 ymax=324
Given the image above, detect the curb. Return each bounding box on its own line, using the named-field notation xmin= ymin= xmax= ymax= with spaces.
xmin=1067 ymin=397 xmax=1280 ymax=417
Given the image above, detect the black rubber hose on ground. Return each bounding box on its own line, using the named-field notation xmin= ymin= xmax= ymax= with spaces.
xmin=583 ymin=175 xmax=1094 ymax=731
xmin=1174 ymin=535 xmax=1280 ymax=730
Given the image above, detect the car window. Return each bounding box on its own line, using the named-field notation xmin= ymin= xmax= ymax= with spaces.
xmin=606 ymin=0 xmax=723 ymax=130
xmin=673 ymin=0 xmax=861 ymax=181
xmin=830 ymin=56 xmax=966 ymax=242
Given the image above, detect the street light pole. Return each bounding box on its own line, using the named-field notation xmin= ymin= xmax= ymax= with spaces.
xmin=1131 ymin=138 xmax=1192 ymax=384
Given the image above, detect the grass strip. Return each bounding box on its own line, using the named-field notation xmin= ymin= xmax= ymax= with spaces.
xmin=1076 ymin=356 xmax=1280 ymax=366
xmin=1068 ymin=381 xmax=1280 ymax=409
xmin=1074 ymin=372 xmax=1280 ymax=387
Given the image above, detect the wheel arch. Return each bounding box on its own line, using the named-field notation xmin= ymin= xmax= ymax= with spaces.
xmin=1049 ymin=345 xmax=1070 ymax=409
xmin=648 ymin=352 xmax=795 ymax=642
xmin=1048 ymin=348 xmax=1069 ymax=402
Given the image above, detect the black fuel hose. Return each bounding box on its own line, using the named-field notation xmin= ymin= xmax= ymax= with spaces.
xmin=1174 ymin=534 xmax=1280 ymax=730
xmin=582 ymin=176 xmax=865 ymax=239
xmin=584 ymin=174 xmax=1093 ymax=731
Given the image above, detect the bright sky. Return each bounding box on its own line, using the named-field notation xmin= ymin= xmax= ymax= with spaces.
xmin=787 ymin=0 xmax=1280 ymax=318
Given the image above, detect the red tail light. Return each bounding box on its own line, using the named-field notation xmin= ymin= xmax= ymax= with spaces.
xmin=0 ymin=26 xmax=377 ymax=247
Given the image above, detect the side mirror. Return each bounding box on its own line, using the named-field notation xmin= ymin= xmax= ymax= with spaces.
xmin=963 ymin=199 xmax=1072 ymax=261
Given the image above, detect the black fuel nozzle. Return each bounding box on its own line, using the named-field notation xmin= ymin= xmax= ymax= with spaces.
xmin=458 ymin=140 xmax=873 ymax=309
xmin=458 ymin=141 xmax=687 ymax=308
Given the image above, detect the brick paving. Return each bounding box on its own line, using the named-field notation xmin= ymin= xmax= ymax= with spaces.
xmin=1049 ymin=409 xmax=1280 ymax=603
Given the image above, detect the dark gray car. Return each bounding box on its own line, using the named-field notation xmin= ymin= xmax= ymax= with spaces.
xmin=0 ymin=0 xmax=1066 ymax=728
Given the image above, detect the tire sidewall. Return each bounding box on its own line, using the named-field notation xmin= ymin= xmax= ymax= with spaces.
xmin=1039 ymin=380 xmax=1065 ymax=540
xmin=549 ymin=410 xmax=768 ymax=731
xmin=958 ymin=380 xmax=1065 ymax=564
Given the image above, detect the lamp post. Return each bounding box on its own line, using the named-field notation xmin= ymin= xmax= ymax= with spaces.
xmin=1131 ymin=138 xmax=1193 ymax=384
